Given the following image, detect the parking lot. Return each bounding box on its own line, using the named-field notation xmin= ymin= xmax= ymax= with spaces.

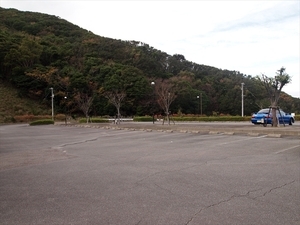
xmin=0 ymin=124 xmax=299 ymax=225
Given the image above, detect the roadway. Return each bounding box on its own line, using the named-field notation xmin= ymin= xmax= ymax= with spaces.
xmin=0 ymin=124 xmax=299 ymax=224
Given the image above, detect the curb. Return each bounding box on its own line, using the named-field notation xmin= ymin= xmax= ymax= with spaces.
xmin=55 ymin=123 xmax=300 ymax=138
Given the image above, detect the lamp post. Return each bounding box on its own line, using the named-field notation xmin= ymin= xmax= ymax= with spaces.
xmin=197 ymin=93 xmax=203 ymax=116
xmin=197 ymin=95 xmax=200 ymax=116
xmin=241 ymin=83 xmax=244 ymax=117
xmin=151 ymin=81 xmax=155 ymax=124
xmin=200 ymin=93 xmax=202 ymax=116
xmin=50 ymin=87 xmax=54 ymax=121
xmin=64 ymin=96 xmax=67 ymax=124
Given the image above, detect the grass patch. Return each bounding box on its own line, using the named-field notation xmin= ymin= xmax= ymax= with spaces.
xmin=133 ymin=116 xmax=153 ymax=122
xmin=29 ymin=119 xmax=54 ymax=126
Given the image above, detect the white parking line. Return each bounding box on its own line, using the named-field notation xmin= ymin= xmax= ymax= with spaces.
xmin=275 ymin=145 xmax=300 ymax=154
xmin=214 ymin=135 xmax=268 ymax=146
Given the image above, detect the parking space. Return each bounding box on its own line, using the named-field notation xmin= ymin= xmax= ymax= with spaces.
xmin=0 ymin=124 xmax=299 ymax=225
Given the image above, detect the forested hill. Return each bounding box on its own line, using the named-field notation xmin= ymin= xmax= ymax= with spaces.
xmin=0 ymin=7 xmax=299 ymax=117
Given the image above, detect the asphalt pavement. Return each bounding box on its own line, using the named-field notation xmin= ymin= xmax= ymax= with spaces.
xmin=0 ymin=123 xmax=299 ymax=225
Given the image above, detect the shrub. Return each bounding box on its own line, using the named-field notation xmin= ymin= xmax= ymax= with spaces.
xmin=133 ymin=116 xmax=153 ymax=122
xmin=14 ymin=115 xmax=51 ymax=122
xmin=55 ymin=114 xmax=66 ymax=121
xmin=3 ymin=116 xmax=16 ymax=123
xmin=29 ymin=119 xmax=54 ymax=126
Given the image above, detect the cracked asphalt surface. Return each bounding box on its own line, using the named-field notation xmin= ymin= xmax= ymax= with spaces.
xmin=0 ymin=123 xmax=299 ymax=225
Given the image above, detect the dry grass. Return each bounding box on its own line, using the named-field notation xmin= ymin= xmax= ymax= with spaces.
xmin=0 ymin=82 xmax=49 ymax=123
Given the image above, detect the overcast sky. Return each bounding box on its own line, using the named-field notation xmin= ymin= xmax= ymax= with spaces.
xmin=1 ymin=0 xmax=299 ymax=98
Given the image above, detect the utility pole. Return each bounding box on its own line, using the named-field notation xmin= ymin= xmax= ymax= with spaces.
xmin=241 ymin=83 xmax=244 ymax=117
xmin=50 ymin=87 xmax=54 ymax=121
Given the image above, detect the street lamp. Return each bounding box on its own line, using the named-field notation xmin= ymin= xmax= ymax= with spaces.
xmin=151 ymin=82 xmax=155 ymax=124
xmin=200 ymin=93 xmax=202 ymax=116
xmin=196 ymin=93 xmax=202 ymax=116
xmin=64 ymin=96 xmax=67 ymax=124
xmin=197 ymin=95 xmax=200 ymax=116
xmin=241 ymin=83 xmax=245 ymax=117
xmin=50 ymin=87 xmax=54 ymax=121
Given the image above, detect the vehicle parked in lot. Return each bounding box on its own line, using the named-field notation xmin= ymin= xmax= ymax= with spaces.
xmin=251 ymin=108 xmax=295 ymax=126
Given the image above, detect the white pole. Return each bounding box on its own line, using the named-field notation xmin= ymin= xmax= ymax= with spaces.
xmin=241 ymin=83 xmax=244 ymax=117
xmin=50 ymin=87 xmax=54 ymax=121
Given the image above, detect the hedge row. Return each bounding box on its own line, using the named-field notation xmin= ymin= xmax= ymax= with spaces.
xmin=12 ymin=114 xmax=66 ymax=123
xmin=29 ymin=119 xmax=54 ymax=126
